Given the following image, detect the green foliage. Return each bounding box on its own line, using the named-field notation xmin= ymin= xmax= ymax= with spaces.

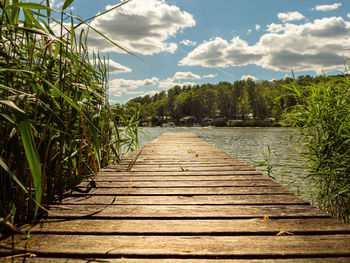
xmin=284 ymin=74 xmax=350 ymax=223
xmin=0 ymin=0 xmax=138 ymax=226
xmin=127 ymin=78 xmax=311 ymax=126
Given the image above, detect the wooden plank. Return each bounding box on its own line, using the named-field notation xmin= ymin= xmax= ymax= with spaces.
xmin=67 ymin=186 xmax=291 ymax=195
xmin=98 ymin=170 xmax=263 ymax=176
xmin=2 ymin=235 xmax=350 ymax=257
xmin=126 ymin=166 xmax=256 ymax=172
xmin=28 ymin=218 xmax=350 ymax=234
xmin=57 ymin=194 xmax=308 ymax=205
xmin=76 ymin=179 xmax=281 ymax=188
xmin=46 ymin=204 xmax=327 ymax=218
xmin=90 ymin=175 xmax=268 ymax=181
xmin=3 ymin=258 xmax=350 ymax=263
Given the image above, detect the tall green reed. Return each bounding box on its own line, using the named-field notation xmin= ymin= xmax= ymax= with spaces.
xmin=283 ymin=74 xmax=350 ymax=224
xmin=0 ymin=0 xmax=139 ymax=228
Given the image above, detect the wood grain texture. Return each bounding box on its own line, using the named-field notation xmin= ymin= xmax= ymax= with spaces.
xmin=1 ymin=132 xmax=350 ymax=262
xmin=29 ymin=218 xmax=350 ymax=234
xmin=3 ymin=258 xmax=350 ymax=263
xmin=2 ymin=235 xmax=350 ymax=257
xmin=67 ymin=186 xmax=291 ymax=195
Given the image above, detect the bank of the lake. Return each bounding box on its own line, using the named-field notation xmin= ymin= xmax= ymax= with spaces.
xmin=139 ymin=127 xmax=312 ymax=200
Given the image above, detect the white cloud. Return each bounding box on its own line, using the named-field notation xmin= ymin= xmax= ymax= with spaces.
xmin=49 ymin=0 xmax=63 ymax=8
xmin=247 ymin=29 xmax=252 ymax=35
xmin=158 ymin=78 xmax=196 ymax=90
xmin=108 ymin=59 xmax=132 ymax=74
xmin=180 ymin=36 xmax=262 ymax=68
xmin=180 ymin=17 xmax=350 ymax=73
xmin=109 ymin=77 xmax=158 ymax=97
xmin=86 ymin=0 xmax=195 ymax=55
xmin=142 ymin=90 xmax=160 ymax=97
xmin=266 ymin=23 xmax=284 ymax=33
xmin=157 ymin=71 xmax=199 ymax=90
xmin=313 ymin=3 xmax=342 ymax=12
xmin=277 ymin=11 xmax=305 ymax=23
xmin=347 ymin=14 xmax=350 ymax=18
xmin=241 ymin=75 xmax=257 ymax=81
xmin=180 ymin=39 xmax=197 ymax=46
xmin=203 ymin=74 xmax=217 ymax=78
xmin=174 ymin=71 xmax=200 ymax=80
xmin=255 ymin=24 xmax=261 ymax=31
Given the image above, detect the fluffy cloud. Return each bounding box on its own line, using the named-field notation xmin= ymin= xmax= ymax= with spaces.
xmin=180 ymin=17 xmax=350 ymax=73
xmin=266 ymin=23 xmax=284 ymax=33
xmin=174 ymin=71 xmax=200 ymax=80
xmin=158 ymin=78 xmax=196 ymax=90
xmin=241 ymin=75 xmax=257 ymax=81
xmin=313 ymin=3 xmax=342 ymax=12
xmin=108 ymin=60 xmax=132 ymax=74
xmin=109 ymin=77 xmax=158 ymax=97
xmin=181 ymin=40 xmax=197 ymax=46
xmin=255 ymin=24 xmax=261 ymax=31
xmin=180 ymin=36 xmax=262 ymax=68
xmin=86 ymin=0 xmax=195 ymax=55
xmin=158 ymin=71 xmax=199 ymax=89
xmin=203 ymin=74 xmax=217 ymax=78
xmin=277 ymin=11 xmax=305 ymax=23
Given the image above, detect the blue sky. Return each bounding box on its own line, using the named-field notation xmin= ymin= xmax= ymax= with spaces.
xmin=48 ymin=0 xmax=350 ymax=103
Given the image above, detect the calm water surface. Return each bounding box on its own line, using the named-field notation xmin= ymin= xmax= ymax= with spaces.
xmin=139 ymin=127 xmax=312 ymax=199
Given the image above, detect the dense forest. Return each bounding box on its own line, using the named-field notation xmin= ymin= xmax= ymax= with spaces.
xmin=124 ymin=75 xmax=338 ymax=126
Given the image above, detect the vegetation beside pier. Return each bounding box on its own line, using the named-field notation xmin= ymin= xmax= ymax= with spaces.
xmin=0 ymin=0 xmax=138 ymax=228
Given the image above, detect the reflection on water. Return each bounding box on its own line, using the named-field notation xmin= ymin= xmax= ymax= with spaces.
xmin=139 ymin=127 xmax=312 ymax=199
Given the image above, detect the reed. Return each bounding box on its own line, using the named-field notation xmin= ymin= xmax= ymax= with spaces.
xmin=0 ymin=0 xmax=138 ymax=227
xmin=283 ymin=74 xmax=350 ymax=224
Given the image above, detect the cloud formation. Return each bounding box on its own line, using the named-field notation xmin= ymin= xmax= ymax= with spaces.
xmin=87 ymin=0 xmax=195 ymax=55
xmin=174 ymin=71 xmax=200 ymax=80
xmin=49 ymin=0 xmax=63 ymax=9
xmin=108 ymin=60 xmax=132 ymax=74
xmin=241 ymin=75 xmax=257 ymax=81
xmin=203 ymin=74 xmax=217 ymax=78
xmin=313 ymin=3 xmax=342 ymax=12
xmin=109 ymin=77 xmax=158 ymax=97
xmin=277 ymin=11 xmax=305 ymax=22
xmin=180 ymin=40 xmax=197 ymax=46
xmin=180 ymin=17 xmax=350 ymax=73
xmin=158 ymin=78 xmax=196 ymax=90
xmin=158 ymin=71 xmax=200 ymax=89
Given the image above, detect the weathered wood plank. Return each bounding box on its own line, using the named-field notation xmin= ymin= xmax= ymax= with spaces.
xmin=90 ymin=175 xmax=268 ymax=181
xmin=67 ymin=186 xmax=291 ymax=195
xmin=57 ymin=194 xmax=308 ymax=205
xmin=46 ymin=204 xmax=327 ymax=218
xmin=76 ymin=179 xmax=281 ymax=188
xmin=98 ymin=170 xmax=263 ymax=176
xmin=2 ymin=235 xmax=350 ymax=257
xmin=3 ymin=258 xmax=350 ymax=263
xmin=28 ymin=218 xmax=350 ymax=234
xmin=127 ymin=166 xmax=256 ymax=172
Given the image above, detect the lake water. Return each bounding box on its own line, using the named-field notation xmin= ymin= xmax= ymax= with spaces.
xmin=138 ymin=127 xmax=312 ymax=199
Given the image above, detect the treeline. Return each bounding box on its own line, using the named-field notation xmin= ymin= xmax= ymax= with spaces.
xmin=125 ymin=75 xmax=335 ymax=126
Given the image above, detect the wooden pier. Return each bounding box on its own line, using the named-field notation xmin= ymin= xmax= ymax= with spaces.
xmin=1 ymin=132 xmax=350 ymax=262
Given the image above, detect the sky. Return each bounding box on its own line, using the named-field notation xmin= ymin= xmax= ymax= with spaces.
xmin=46 ymin=0 xmax=350 ymax=103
